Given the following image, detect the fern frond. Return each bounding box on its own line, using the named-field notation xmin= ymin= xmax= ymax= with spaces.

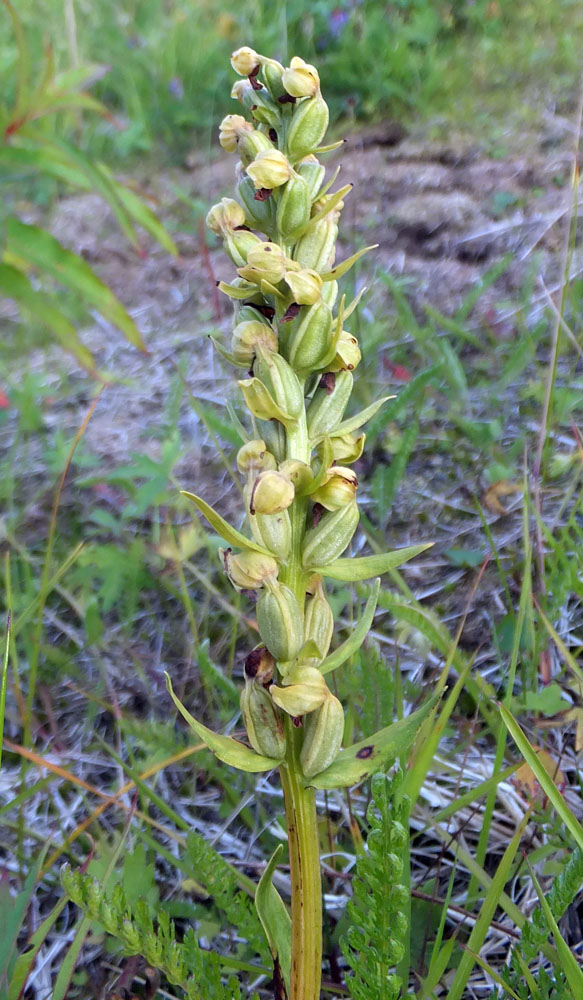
xmin=185 ymin=830 xmax=270 ymax=964
xmin=520 ymin=846 xmax=583 ymax=961
xmin=61 ymin=865 xmax=243 ymax=1000
xmin=340 ymin=768 xmax=410 ymax=1000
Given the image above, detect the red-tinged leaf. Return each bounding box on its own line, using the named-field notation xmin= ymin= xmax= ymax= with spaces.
xmin=0 ymin=391 xmax=10 ymax=409
xmin=4 ymin=220 xmax=147 ymax=352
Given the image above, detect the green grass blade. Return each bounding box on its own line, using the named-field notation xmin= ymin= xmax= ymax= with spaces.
xmin=445 ymin=814 xmax=529 ymax=1000
xmin=499 ymin=702 xmax=583 ymax=850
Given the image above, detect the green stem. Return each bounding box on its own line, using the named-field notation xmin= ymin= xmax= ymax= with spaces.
xmin=279 ymin=401 xmax=323 ymax=999
xmin=280 ymin=734 xmax=322 ymax=1000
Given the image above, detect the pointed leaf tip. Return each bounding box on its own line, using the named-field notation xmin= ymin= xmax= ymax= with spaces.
xmin=165 ymin=672 xmax=283 ymax=772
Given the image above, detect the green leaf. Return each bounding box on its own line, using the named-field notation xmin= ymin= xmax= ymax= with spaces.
xmin=332 ymin=396 xmax=394 ymax=438
xmin=444 ymin=547 xmax=484 ymax=568
xmin=0 ymin=262 xmax=96 ymax=371
xmin=210 ymin=335 xmax=248 ymax=368
xmin=104 ymin=168 xmax=177 ymax=255
xmin=4 ymin=219 xmax=146 ymax=351
xmin=8 ymin=895 xmax=68 ymax=1000
xmin=295 ymin=183 xmax=352 ymax=237
xmin=306 ymin=694 xmax=440 ymax=789
xmin=523 ymin=684 xmax=567 ymax=716
xmin=217 ymin=279 xmax=258 ymax=300
xmin=499 ymin=702 xmax=583 ymax=851
xmin=321 ymin=244 xmax=378 ymax=282
xmin=0 ymin=854 xmax=42 ymax=991
xmin=255 ymin=845 xmax=291 ymax=993
xmin=299 ymin=435 xmax=333 ymax=496
xmin=320 ymin=579 xmax=380 ymax=675
xmin=165 ymin=672 xmax=283 ymax=772
xmin=181 ymin=491 xmax=272 ymax=556
xmin=314 ymin=543 xmax=433 ymax=581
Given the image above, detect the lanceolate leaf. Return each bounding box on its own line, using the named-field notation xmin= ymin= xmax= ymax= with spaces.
xmin=255 ymin=845 xmax=292 ymax=993
xmin=165 ymin=673 xmax=283 ymax=772
xmin=500 ymin=702 xmax=583 ymax=851
xmin=181 ymin=491 xmax=272 ymax=556
xmin=331 ymin=396 xmax=394 ymax=438
xmin=296 ymin=183 xmax=352 ymax=238
xmin=0 ymin=263 xmax=96 ymax=371
xmin=314 ymin=543 xmax=433 ymax=581
xmin=320 ymin=578 xmax=380 ymax=675
xmin=305 ymin=694 xmax=440 ymax=789
xmin=321 ymin=244 xmax=378 ymax=282
xmin=4 ymin=219 xmax=146 ymax=350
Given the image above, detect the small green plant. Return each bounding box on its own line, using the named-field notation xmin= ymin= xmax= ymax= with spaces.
xmin=61 ymin=45 xmax=434 ymax=998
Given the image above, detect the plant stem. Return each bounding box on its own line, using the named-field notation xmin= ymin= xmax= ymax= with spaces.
xmin=280 ymin=732 xmax=322 ymax=1000
xmin=279 ymin=402 xmax=323 ymax=998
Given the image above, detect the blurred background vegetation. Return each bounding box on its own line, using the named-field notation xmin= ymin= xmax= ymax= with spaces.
xmin=2 ymin=0 xmax=582 ymax=162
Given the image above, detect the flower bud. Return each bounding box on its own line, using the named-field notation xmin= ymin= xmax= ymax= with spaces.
xmin=240 ymin=681 xmax=286 ymax=758
xmin=301 ymin=500 xmax=360 ymax=568
xmin=284 ymin=268 xmax=323 ymax=305
xmin=231 ymin=46 xmax=260 ymax=76
xmin=253 ymin=347 xmax=304 ymax=419
xmin=250 ymin=508 xmax=292 ymax=560
xmin=247 ymin=150 xmax=292 ymax=189
xmin=287 ymin=94 xmax=329 ymax=161
xmin=237 ymin=174 xmax=275 ymax=233
xmin=321 ymin=279 xmax=338 ymax=308
xmin=328 ymin=330 xmax=362 ymax=372
xmin=231 ymin=320 xmax=278 ymax=365
xmin=311 ymin=466 xmax=358 ymax=511
xmin=237 ymin=439 xmax=277 ymax=475
xmin=296 ymin=156 xmax=326 ymax=199
xmin=257 ymin=418 xmax=286 ymax=462
xmin=244 ymin=644 xmax=275 ymax=682
xmin=231 ymin=79 xmax=281 ymax=128
xmin=239 ymin=378 xmax=288 ymax=422
xmin=206 ymin=197 xmax=246 ymax=235
xmin=220 ymin=547 xmax=278 ymax=590
xmin=276 ymin=172 xmax=311 ymax=240
xmin=223 ymin=228 xmax=263 ymax=268
xmin=260 ymin=57 xmax=286 ymax=100
xmin=238 ymin=241 xmax=287 ymax=284
xmin=300 ymin=691 xmax=344 ymax=777
xmin=219 ymin=114 xmax=254 ymax=153
xmin=306 ymin=370 xmax=353 ymax=440
xmin=249 ymin=470 xmax=294 ymax=515
xmin=238 ymin=128 xmax=275 ymax=167
xmin=288 ymin=299 xmax=333 ymax=372
xmin=330 ymin=431 xmax=365 ymax=464
xmin=256 ymin=582 xmax=303 ymax=662
xmin=303 ymin=581 xmax=334 ymax=660
xmin=282 ymin=57 xmax=320 ymax=98
xmin=294 ymin=218 xmax=338 ymax=272
xmin=270 ymin=664 xmax=328 ymax=716
xmin=278 ymin=458 xmax=313 ymax=492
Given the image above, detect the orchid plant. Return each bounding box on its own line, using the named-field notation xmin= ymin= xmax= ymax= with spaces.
xmin=166 ymin=46 xmax=434 ymax=999
xmin=63 ymin=46 xmax=435 ymax=1000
